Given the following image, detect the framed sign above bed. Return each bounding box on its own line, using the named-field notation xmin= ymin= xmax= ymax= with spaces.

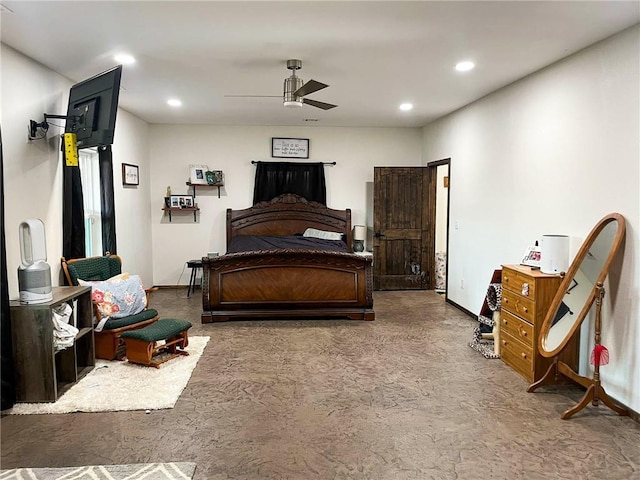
xmin=271 ymin=138 xmax=310 ymax=159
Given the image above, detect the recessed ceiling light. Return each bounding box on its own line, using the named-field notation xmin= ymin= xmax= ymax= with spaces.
xmin=114 ymin=54 xmax=136 ymax=65
xmin=455 ymin=61 xmax=475 ymax=72
xmin=167 ymin=99 xmax=182 ymax=107
xmin=399 ymin=103 xmax=413 ymax=112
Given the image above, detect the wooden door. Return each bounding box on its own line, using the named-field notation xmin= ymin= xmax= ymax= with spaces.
xmin=373 ymin=167 xmax=434 ymax=290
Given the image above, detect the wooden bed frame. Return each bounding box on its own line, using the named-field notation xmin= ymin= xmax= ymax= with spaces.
xmin=201 ymin=194 xmax=374 ymax=322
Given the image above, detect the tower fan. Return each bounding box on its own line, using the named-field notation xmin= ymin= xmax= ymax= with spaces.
xmin=18 ymin=219 xmax=52 ymax=304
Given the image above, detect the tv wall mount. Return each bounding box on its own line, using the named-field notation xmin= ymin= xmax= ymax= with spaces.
xmin=29 ymin=109 xmax=88 ymax=141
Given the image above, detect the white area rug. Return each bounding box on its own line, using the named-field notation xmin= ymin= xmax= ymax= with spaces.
xmin=0 ymin=462 xmax=196 ymax=479
xmin=7 ymin=336 xmax=209 ymax=415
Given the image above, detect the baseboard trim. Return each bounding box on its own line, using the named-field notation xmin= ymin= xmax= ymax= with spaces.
xmin=445 ymin=298 xmax=476 ymax=320
xmin=628 ymin=406 xmax=640 ymax=424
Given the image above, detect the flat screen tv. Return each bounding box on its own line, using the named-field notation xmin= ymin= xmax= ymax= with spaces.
xmin=65 ymin=65 xmax=122 ymax=149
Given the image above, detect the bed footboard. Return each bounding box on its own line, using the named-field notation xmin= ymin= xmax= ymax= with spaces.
xmin=202 ymin=250 xmax=374 ymax=322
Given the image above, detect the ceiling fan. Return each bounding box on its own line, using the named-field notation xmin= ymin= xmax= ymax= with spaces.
xmin=225 ymin=59 xmax=337 ymax=110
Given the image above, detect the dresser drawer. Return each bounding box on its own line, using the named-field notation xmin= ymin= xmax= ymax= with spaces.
xmin=500 ymin=309 xmax=534 ymax=347
xmin=500 ymin=331 xmax=534 ymax=380
xmin=502 ymin=289 xmax=535 ymax=324
xmin=502 ymin=268 xmax=536 ymax=298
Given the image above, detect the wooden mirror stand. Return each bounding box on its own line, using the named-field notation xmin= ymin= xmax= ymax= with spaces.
xmin=527 ymin=213 xmax=629 ymax=420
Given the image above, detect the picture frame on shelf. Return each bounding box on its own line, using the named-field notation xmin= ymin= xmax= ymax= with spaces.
xmin=189 ymin=164 xmax=209 ymax=185
xmin=271 ymin=138 xmax=310 ymax=159
xmin=169 ymin=195 xmax=194 ymax=208
xmin=205 ymin=170 xmax=224 ymax=185
xmin=521 ymin=245 xmax=542 ymax=267
xmin=122 ymin=163 xmax=139 ymax=186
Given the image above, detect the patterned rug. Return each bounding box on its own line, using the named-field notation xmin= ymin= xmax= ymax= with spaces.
xmin=0 ymin=462 xmax=196 ymax=479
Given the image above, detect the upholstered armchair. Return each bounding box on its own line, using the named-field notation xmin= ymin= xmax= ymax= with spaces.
xmin=61 ymin=254 xmax=159 ymax=360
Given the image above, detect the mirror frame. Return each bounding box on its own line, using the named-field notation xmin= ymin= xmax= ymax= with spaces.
xmin=538 ymin=213 xmax=626 ymax=358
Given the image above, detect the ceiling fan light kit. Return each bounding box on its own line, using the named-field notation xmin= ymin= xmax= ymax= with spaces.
xmin=226 ymin=59 xmax=337 ymax=111
xmin=284 ymin=60 xmax=304 ymax=108
xmin=284 ymin=101 xmax=303 ymax=108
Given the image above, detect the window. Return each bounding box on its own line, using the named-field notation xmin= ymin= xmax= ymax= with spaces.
xmin=78 ymin=149 xmax=102 ymax=256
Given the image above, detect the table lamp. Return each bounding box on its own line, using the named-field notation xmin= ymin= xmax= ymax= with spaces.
xmin=353 ymin=225 xmax=366 ymax=252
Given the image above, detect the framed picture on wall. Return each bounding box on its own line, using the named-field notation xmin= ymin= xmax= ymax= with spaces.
xmin=122 ymin=163 xmax=139 ymax=186
xmin=271 ymin=138 xmax=310 ymax=159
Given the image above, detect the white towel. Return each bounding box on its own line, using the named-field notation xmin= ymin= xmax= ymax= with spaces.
xmin=51 ymin=303 xmax=79 ymax=351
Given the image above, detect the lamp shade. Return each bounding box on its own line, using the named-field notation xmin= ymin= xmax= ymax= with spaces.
xmin=353 ymin=225 xmax=366 ymax=241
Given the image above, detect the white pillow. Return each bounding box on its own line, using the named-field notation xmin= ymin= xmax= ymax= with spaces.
xmin=303 ymin=227 xmax=343 ymax=241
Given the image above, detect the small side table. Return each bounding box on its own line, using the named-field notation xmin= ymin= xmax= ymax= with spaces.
xmin=186 ymin=259 xmax=203 ymax=297
xmin=354 ymin=251 xmax=374 ymax=264
xmin=9 ymin=286 xmax=94 ymax=402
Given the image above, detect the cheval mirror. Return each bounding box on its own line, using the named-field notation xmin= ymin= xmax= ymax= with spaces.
xmin=527 ymin=213 xmax=628 ymax=420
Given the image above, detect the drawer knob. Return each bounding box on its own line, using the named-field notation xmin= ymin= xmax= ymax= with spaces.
xmin=503 ymin=319 xmax=508 ymax=325
xmin=522 ymin=307 xmax=528 ymax=313
xmin=521 ymin=353 xmax=527 ymax=359
xmin=522 ymin=331 xmax=528 ymax=337
xmin=502 ymin=340 xmax=507 ymax=346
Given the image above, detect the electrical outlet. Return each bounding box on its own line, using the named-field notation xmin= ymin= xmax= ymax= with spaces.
xmin=460 ymin=279 xmax=464 ymax=289
xmin=455 ymin=221 xmax=460 ymax=230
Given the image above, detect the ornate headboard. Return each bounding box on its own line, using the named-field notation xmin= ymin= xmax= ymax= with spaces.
xmin=226 ymin=194 xmax=352 ymax=249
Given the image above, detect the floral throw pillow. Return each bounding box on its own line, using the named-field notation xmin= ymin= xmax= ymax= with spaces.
xmin=78 ymin=274 xmax=147 ymax=320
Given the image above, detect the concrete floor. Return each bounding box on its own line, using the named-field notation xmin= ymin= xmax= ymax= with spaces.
xmin=2 ymin=289 xmax=639 ymax=479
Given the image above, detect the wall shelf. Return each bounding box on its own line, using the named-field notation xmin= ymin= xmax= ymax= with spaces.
xmin=186 ymin=182 xmax=223 ymax=198
xmin=162 ymin=207 xmax=199 ymax=222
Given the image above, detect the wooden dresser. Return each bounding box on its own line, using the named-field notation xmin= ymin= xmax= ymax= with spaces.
xmin=500 ymin=264 xmax=578 ymax=383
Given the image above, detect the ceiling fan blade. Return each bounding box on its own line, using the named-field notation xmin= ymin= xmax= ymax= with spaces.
xmin=224 ymin=95 xmax=281 ymax=98
xmin=294 ymin=79 xmax=328 ymax=97
xmin=303 ymin=98 xmax=338 ymax=110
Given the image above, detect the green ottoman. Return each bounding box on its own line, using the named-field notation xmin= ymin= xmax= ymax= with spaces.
xmin=120 ymin=318 xmax=192 ymax=367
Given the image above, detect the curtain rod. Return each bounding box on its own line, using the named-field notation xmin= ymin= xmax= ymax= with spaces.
xmin=251 ymin=160 xmax=336 ymax=165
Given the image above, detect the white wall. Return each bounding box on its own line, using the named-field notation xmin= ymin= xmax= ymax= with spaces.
xmin=422 ymin=26 xmax=640 ymax=412
xmin=2 ymin=45 xmax=69 ymax=297
xmin=1 ymin=44 xmax=154 ymax=296
xmin=149 ymin=125 xmax=422 ymax=285
xmin=111 ymin=110 xmax=153 ymax=286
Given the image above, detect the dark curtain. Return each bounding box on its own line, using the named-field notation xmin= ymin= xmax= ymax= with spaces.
xmin=253 ymin=161 xmax=326 ymax=205
xmin=0 ymin=126 xmax=16 ymax=410
xmin=62 ymin=142 xmax=86 ymax=259
xmin=98 ymin=145 xmax=116 ymax=254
